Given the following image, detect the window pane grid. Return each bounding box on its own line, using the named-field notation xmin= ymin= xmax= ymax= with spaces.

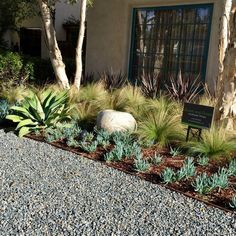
xmin=130 ymin=4 xmax=213 ymax=84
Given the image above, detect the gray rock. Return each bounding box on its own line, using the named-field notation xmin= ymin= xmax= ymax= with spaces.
xmin=96 ymin=109 xmax=137 ymax=133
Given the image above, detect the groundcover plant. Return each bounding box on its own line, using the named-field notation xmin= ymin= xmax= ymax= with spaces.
xmin=1 ymin=81 xmax=236 ymax=212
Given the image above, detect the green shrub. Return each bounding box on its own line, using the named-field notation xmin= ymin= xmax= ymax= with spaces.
xmin=6 ymin=89 xmax=71 ymax=137
xmin=0 ymin=51 xmax=34 ymax=83
xmin=197 ymin=155 xmax=209 ymax=166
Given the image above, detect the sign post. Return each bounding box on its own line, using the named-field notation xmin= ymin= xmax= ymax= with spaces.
xmin=182 ymin=103 xmax=214 ymax=142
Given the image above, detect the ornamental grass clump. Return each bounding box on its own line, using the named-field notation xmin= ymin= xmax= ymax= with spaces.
xmin=186 ymin=125 xmax=236 ymax=159
xmin=138 ymin=97 xmax=184 ymax=147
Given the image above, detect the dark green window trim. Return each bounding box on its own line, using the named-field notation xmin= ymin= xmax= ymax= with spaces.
xmin=128 ymin=4 xmax=214 ymax=86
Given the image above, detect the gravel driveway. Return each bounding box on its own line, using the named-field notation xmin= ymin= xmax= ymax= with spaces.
xmin=0 ymin=130 xmax=235 ymax=235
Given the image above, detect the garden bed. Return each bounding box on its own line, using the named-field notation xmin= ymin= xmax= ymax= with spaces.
xmin=26 ymin=132 xmax=236 ymax=213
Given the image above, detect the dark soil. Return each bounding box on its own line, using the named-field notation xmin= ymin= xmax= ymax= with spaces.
xmin=27 ymin=133 xmax=236 ymax=213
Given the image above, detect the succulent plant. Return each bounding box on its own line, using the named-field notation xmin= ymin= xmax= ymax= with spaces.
xmin=192 ymin=173 xmax=211 ymax=195
xmin=210 ymin=168 xmax=229 ymax=191
xmin=149 ymin=153 xmax=163 ymax=166
xmin=79 ymin=141 xmax=98 ymax=152
xmin=134 ymin=156 xmax=150 ymax=172
xmin=161 ymin=168 xmax=176 ymax=184
xmin=227 ymin=159 xmax=236 ymax=177
xmin=169 ymin=146 xmax=181 ymax=157
xmin=229 ymin=196 xmax=236 ymax=209
xmin=197 ymin=155 xmax=209 ymax=166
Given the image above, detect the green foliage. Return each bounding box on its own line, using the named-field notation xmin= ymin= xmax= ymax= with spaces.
xmin=79 ymin=141 xmax=98 ymax=152
xmin=192 ymin=173 xmax=211 ymax=195
xmin=134 ymin=156 xmax=150 ymax=172
xmin=138 ymin=97 xmax=183 ymax=147
xmin=6 ymin=89 xmax=71 ymax=137
xmin=210 ymin=168 xmax=229 ymax=190
xmin=187 ymin=126 xmax=236 ymax=159
xmin=197 ymin=155 xmax=209 ymax=166
xmin=45 ymin=122 xmax=81 ymax=142
xmin=229 ymin=196 xmax=236 ymax=209
xmin=95 ymin=129 xmax=110 ymax=147
xmin=161 ymin=168 xmax=176 ymax=184
xmin=149 ymin=153 xmax=163 ymax=166
xmin=170 ymin=146 xmax=182 ymax=157
xmin=0 ymin=51 xmax=34 ymax=83
xmin=177 ymin=157 xmax=196 ymax=180
xmin=0 ymin=99 xmax=10 ymax=121
xmin=227 ymin=159 xmax=236 ymax=177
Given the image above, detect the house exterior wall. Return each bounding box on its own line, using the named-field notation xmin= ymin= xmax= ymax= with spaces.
xmin=5 ymin=2 xmax=80 ymax=59
xmin=86 ymin=0 xmax=223 ymax=92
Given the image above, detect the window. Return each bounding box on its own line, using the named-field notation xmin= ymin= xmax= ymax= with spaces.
xmin=129 ymin=4 xmax=213 ymax=84
xmin=20 ymin=28 xmax=41 ymax=57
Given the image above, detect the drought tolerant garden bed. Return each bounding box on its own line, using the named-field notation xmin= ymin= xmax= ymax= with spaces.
xmin=1 ymin=76 xmax=236 ymax=213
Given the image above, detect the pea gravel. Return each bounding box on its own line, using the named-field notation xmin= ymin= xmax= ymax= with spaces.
xmin=0 ymin=130 xmax=235 ymax=235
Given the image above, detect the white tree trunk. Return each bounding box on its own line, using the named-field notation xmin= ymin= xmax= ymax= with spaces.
xmin=74 ymin=0 xmax=87 ymax=90
xmin=216 ymin=1 xmax=236 ymax=129
xmin=215 ymin=0 xmax=232 ymax=120
xmin=38 ymin=0 xmax=70 ymax=89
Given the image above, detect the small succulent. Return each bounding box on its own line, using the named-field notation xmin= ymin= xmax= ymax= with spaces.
xmin=227 ymin=159 xmax=236 ymax=177
xmin=177 ymin=157 xmax=195 ymax=181
xmin=149 ymin=153 xmax=163 ymax=166
xmin=112 ymin=143 xmax=125 ymax=161
xmin=104 ymin=152 xmax=114 ymax=162
xmin=82 ymin=132 xmax=94 ymax=142
xmin=192 ymin=173 xmax=211 ymax=195
xmin=134 ymin=157 xmax=150 ymax=172
xmin=79 ymin=141 xmax=98 ymax=152
xmin=123 ymin=142 xmax=141 ymax=158
xmin=67 ymin=137 xmax=79 ymax=147
xmin=229 ymin=196 xmax=236 ymax=209
xmin=161 ymin=168 xmax=176 ymax=184
xmin=210 ymin=168 xmax=229 ymax=191
xmin=169 ymin=146 xmax=181 ymax=157
xmin=112 ymin=131 xmax=133 ymax=145
xmin=197 ymin=155 xmax=209 ymax=166
xmin=0 ymin=99 xmax=10 ymax=120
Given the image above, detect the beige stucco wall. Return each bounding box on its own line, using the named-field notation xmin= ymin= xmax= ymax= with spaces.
xmin=4 ymin=2 xmax=80 ymax=59
xmin=86 ymin=0 xmax=223 ymax=92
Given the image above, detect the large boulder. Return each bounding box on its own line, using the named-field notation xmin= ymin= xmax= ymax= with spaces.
xmin=96 ymin=110 xmax=137 ymax=133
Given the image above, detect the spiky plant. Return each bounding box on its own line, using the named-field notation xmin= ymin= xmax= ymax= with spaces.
xmin=187 ymin=125 xmax=236 ymax=159
xmin=119 ymin=85 xmax=146 ymax=120
xmin=138 ymin=105 xmax=184 ymax=147
xmin=100 ymin=69 xmax=127 ymax=92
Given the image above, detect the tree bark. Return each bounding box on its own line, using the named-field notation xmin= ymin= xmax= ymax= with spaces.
xmin=74 ymin=0 xmax=87 ymax=90
xmin=215 ymin=0 xmax=236 ymax=129
xmin=37 ymin=0 xmax=70 ymax=89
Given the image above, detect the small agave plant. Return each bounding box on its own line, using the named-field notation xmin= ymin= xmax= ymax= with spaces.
xmin=229 ymin=196 xmax=236 ymax=209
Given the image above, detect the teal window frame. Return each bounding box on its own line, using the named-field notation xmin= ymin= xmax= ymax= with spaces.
xmin=128 ymin=3 xmax=214 ymax=85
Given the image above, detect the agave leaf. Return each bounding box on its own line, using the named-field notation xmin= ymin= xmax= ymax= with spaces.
xmin=18 ymin=126 xmax=31 ymax=138
xmin=16 ymin=119 xmax=38 ymax=130
xmin=6 ymin=114 xmax=23 ymax=122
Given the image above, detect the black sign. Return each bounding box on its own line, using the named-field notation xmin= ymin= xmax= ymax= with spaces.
xmin=182 ymin=103 xmax=214 ymax=129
